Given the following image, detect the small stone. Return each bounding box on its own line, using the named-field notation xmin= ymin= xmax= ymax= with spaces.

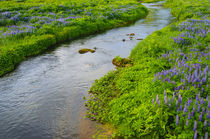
xmin=137 ymin=38 xmax=143 ymax=40
xmin=122 ymin=39 xmax=126 ymax=42
xmin=78 ymin=48 xmax=95 ymax=54
xmin=130 ymin=33 xmax=135 ymax=36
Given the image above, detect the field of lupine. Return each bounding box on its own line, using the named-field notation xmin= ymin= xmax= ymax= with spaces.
xmin=86 ymin=0 xmax=210 ymax=138
xmin=0 ymin=0 xmax=148 ymax=76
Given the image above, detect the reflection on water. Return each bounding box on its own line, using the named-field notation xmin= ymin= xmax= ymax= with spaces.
xmin=0 ymin=2 xmax=173 ymax=139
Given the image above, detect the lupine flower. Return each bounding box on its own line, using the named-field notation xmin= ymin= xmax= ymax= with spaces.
xmin=194 ymin=130 xmax=197 ymax=139
xmin=199 ymin=113 xmax=202 ymax=121
xmin=176 ymin=115 xmax=179 ymax=125
xmin=205 ymin=132 xmax=208 ymax=139
xmin=164 ymin=95 xmax=167 ymax=105
xmin=193 ymin=120 xmax=197 ymax=131
xmin=197 ymin=104 xmax=200 ymax=112
xmin=204 ymin=120 xmax=207 ymax=127
xmin=183 ymin=104 xmax=187 ymax=112
xmin=186 ymin=120 xmax=189 ymax=126
xmin=188 ymin=112 xmax=191 ymax=120
xmin=207 ymin=111 xmax=210 ymax=119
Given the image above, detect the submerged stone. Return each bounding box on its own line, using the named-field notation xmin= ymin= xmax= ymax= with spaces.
xmin=78 ymin=48 xmax=95 ymax=54
xmin=137 ymin=38 xmax=143 ymax=40
xmin=130 ymin=33 xmax=135 ymax=36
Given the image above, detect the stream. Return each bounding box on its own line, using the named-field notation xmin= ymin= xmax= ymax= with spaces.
xmin=0 ymin=2 xmax=174 ymax=139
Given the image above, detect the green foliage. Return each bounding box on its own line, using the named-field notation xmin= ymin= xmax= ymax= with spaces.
xmin=86 ymin=0 xmax=210 ymax=138
xmin=165 ymin=0 xmax=210 ymax=21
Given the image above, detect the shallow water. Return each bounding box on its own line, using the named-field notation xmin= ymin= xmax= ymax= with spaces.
xmin=0 ymin=2 xmax=174 ymax=139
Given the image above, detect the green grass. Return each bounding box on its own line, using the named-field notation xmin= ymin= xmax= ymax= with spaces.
xmin=86 ymin=0 xmax=210 ymax=138
xmin=0 ymin=0 xmax=148 ymax=76
xmin=165 ymin=0 xmax=210 ymax=21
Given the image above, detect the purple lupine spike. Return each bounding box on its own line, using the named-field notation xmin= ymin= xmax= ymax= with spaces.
xmin=156 ymin=95 xmax=159 ymax=103
xmin=196 ymin=95 xmax=199 ymax=101
xmin=197 ymin=104 xmax=200 ymax=113
xmin=208 ymin=101 xmax=210 ymax=108
xmin=179 ymin=105 xmax=182 ymax=111
xmin=173 ymin=92 xmax=175 ymax=101
xmin=183 ymin=104 xmax=187 ymax=112
xmin=157 ymin=100 xmax=160 ymax=105
xmin=200 ymin=98 xmax=204 ymax=105
xmin=202 ymin=88 xmax=205 ymax=93
xmin=205 ymin=132 xmax=208 ymax=139
xmin=194 ymin=130 xmax=197 ymax=139
xmin=207 ymin=111 xmax=210 ymax=119
xmin=164 ymin=95 xmax=167 ymax=106
xmin=186 ymin=120 xmax=189 ymax=126
xmin=179 ymin=94 xmax=182 ymax=103
xmin=169 ymin=98 xmax=171 ymax=107
xmin=204 ymin=120 xmax=207 ymax=127
xmin=188 ymin=99 xmax=191 ymax=106
xmin=176 ymin=115 xmax=179 ymax=125
xmin=196 ymin=100 xmax=198 ymax=105
xmin=199 ymin=113 xmax=202 ymax=121
xmin=173 ymin=81 xmax=175 ymax=85
xmin=207 ymin=95 xmax=209 ymax=101
xmin=188 ymin=112 xmax=191 ymax=120
xmin=164 ymin=90 xmax=166 ymax=96
xmin=176 ymin=100 xmax=178 ymax=107
xmin=193 ymin=121 xmax=197 ymax=131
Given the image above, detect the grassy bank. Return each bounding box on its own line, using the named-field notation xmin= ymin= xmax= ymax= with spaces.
xmin=86 ymin=0 xmax=210 ymax=138
xmin=0 ymin=0 xmax=148 ymax=76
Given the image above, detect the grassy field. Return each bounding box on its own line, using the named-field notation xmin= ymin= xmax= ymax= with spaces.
xmin=0 ymin=0 xmax=148 ymax=76
xmin=86 ymin=0 xmax=210 ymax=138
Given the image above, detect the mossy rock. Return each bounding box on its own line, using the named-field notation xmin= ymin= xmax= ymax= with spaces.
xmin=112 ymin=56 xmax=132 ymax=67
xmin=78 ymin=48 xmax=96 ymax=54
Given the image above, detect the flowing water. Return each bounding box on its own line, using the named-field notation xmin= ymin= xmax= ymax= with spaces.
xmin=0 ymin=2 xmax=174 ymax=139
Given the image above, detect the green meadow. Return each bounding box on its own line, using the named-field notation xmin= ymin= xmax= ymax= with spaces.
xmin=86 ymin=0 xmax=210 ymax=138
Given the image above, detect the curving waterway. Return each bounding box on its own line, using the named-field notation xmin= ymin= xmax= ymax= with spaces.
xmin=0 ymin=2 xmax=174 ymax=139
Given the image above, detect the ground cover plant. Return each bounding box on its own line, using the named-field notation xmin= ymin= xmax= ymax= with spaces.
xmin=86 ymin=0 xmax=210 ymax=138
xmin=0 ymin=0 xmax=148 ymax=76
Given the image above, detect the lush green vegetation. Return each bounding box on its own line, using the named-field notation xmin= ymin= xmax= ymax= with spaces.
xmin=165 ymin=0 xmax=210 ymax=21
xmin=86 ymin=0 xmax=210 ymax=138
xmin=0 ymin=0 xmax=148 ymax=76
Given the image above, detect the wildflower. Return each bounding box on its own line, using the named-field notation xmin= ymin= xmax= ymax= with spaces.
xmin=193 ymin=120 xmax=197 ymax=131
xmin=176 ymin=115 xmax=179 ymax=125
xmin=194 ymin=130 xmax=197 ymax=139
xmin=164 ymin=95 xmax=167 ymax=106
xmin=186 ymin=120 xmax=189 ymax=126
xmin=204 ymin=120 xmax=207 ymax=127
xmin=205 ymin=132 xmax=208 ymax=139
xmin=188 ymin=112 xmax=191 ymax=120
